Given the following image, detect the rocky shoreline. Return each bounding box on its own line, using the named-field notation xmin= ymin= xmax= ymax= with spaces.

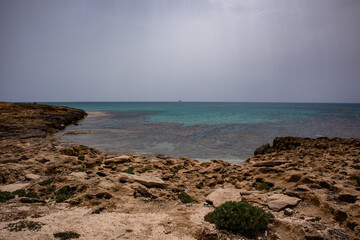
xmin=0 ymin=102 xmax=359 ymax=239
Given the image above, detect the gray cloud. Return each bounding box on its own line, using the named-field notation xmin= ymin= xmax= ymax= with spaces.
xmin=0 ymin=0 xmax=359 ymax=102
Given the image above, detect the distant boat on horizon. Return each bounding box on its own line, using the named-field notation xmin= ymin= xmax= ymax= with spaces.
xmin=178 ymin=100 xmax=182 ymax=102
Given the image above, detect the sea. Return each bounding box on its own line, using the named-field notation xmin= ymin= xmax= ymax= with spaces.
xmin=43 ymin=102 xmax=360 ymax=163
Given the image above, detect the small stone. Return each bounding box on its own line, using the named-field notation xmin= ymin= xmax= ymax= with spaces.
xmin=25 ymin=174 xmax=41 ymax=180
xmin=284 ymin=208 xmax=294 ymax=216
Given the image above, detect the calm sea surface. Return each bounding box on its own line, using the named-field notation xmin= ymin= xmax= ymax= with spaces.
xmin=44 ymin=102 xmax=360 ymax=163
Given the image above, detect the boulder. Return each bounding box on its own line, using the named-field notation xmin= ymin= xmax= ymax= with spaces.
xmin=118 ymin=173 xmax=166 ymax=188
xmin=206 ymin=188 xmax=242 ymax=207
xmin=267 ymin=194 xmax=301 ymax=211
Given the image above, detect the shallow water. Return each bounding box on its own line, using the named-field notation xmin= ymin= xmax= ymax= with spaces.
xmin=45 ymin=102 xmax=360 ymax=162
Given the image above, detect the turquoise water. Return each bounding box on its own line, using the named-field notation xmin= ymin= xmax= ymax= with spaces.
xmin=44 ymin=102 xmax=360 ymax=162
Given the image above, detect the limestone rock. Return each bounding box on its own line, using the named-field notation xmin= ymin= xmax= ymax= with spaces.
xmin=267 ymin=194 xmax=301 ymax=211
xmin=69 ymin=172 xmax=87 ymax=178
xmin=206 ymin=188 xmax=242 ymax=207
xmin=25 ymin=173 xmax=41 ymax=180
xmin=104 ymin=155 xmax=131 ymax=165
xmin=118 ymin=173 xmax=166 ymax=188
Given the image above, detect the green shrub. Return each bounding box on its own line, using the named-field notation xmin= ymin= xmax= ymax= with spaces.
xmin=195 ymin=183 xmax=204 ymax=189
xmin=0 ymin=191 xmax=15 ymax=203
xmin=6 ymin=220 xmax=44 ymax=232
xmin=204 ymin=201 xmax=273 ymax=238
xmin=54 ymin=231 xmax=80 ymax=240
xmin=78 ymin=168 xmax=89 ymax=172
xmin=39 ymin=178 xmax=54 ymax=186
xmin=56 ymin=186 xmax=75 ymax=203
xmin=178 ymin=193 xmax=197 ymax=204
xmin=123 ymin=167 xmax=134 ymax=175
xmin=256 ymin=183 xmax=271 ymax=191
xmin=12 ymin=189 xmax=26 ymax=197
xmin=78 ymin=155 xmax=85 ymax=161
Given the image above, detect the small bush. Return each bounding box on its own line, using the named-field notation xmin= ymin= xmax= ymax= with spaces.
xmin=123 ymin=167 xmax=134 ymax=175
xmin=204 ymin=201 xmax=273 ymax=238
xmin=6 ymin=220 xmax=44 ymax=232
xmin=256 ymin=183 xmax=271 ymax=191
xmin=0 ymin=191 xmax=15 ymax=203
xmin=56 ymin=186 xmax=75 ymax=203
xmin=39 ymin=178 xmax=54 ymax=186
xmin=12 ymin=189 xmax=26 ymax=197
xmin=54 ymin=231 xmax=80 ymax=240
xmin=178 ymin=193 xmax=197 ymax=204
xmin=78 ymin=155 xmax=85 ymax=161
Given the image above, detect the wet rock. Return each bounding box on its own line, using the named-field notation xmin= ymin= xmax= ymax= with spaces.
xmin=254 ymin=143 xmax=275 ymax=155
xmin=118 ymin=173 xmax=166 ymax=188
xmin=205 ymin=188 xmax=242 ymax=207
xmin=267 ymin=194 xmax=301 ymax=211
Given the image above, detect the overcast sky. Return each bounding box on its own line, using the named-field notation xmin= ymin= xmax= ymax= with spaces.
xmin=0 ymin=0 xmax=359 ymax=103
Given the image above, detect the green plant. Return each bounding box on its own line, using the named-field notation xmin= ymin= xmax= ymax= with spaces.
xmin=0 ymin=160 xmax=20 ymax=164
xmin=54 ymin=231 xmax=80 ymax=240
xmin=5 ymin=221 xmax=44 ymax=232
xmin=45 ymin=186 xmax=56 ymax=195
xmin=39 ymin=178 xmax=54 ymax=186
xmin=123 ymin=167 xmax=135 ymax=175
xmin=78 ymin=168 xmax=89 ymax=172
xmin=56 ymin=186 xmax=75 ymax=203
xmin=178 ymin=193 xmax=197 ymax=204
xmin=139 ymin=168 xmax=151 ymax=173
xmin=12 ymin=189 xmax=26 ymax=197
xmin=78 ymin=155 xmax=85 ymax=161
xmin=256 ymin=183 xmax=271 ymax=191
xmin=204 ymin=201 xmax=273 ymax=238
xmin=0 ymin=191 xmax=15 ymax=203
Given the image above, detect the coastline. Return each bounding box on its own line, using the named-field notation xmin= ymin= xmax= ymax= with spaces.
xmin=0 ymin=102 xmax=359 ymax=239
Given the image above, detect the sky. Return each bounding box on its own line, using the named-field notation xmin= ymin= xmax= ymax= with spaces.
xmin=0 ymin=0 xmax=360 ymax=103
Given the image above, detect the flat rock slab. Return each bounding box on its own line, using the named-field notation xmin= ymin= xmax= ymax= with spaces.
xmin=70 ymin=172 xmax=87 ymax=178
xmin=0 ymin=183 xmax=29 ymax=192
xmin=104 ymin=155 xmax=131 ymax=165
xmin=206 ymin=188 xmax=242 ymax=207
xmin=267 ymin=194 xmax=301 ymax=211
xmin=25 ymin=173 xmax=41 ymax=180
xmin=118 ymin=173 xmax=166 ymax=188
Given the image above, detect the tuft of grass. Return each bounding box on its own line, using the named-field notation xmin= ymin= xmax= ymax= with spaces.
xmin=123 ymin=167 xmax=135 ymax=175
xmin=5 ymin=221 xmax=44 ymax=232
xmin=54 ymin=231 xmax=80 ymax=240
xmin=45 ymin=186 xmax=56 ymax=195
xmin=78 ymin=168 xmax=89 ymax=172
xmin=256 ymin=183 xmax=271 ymax=191
xmin=91 ymin=201 xmax=101 ymax=206
xmin=12 ymin=189 xmax=26 ymax=197
xmin=178 ymin=193 xmax=197 ymax=204
xmin=39 ymin=178 xmax=54 ymax=186
xmin=77 ymin=155 xmax=85 ymax=161
xmin=56 ymin=186 xmax=75 ymax=203
xmin=204 ymin=201 xmax=273 ymax=238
